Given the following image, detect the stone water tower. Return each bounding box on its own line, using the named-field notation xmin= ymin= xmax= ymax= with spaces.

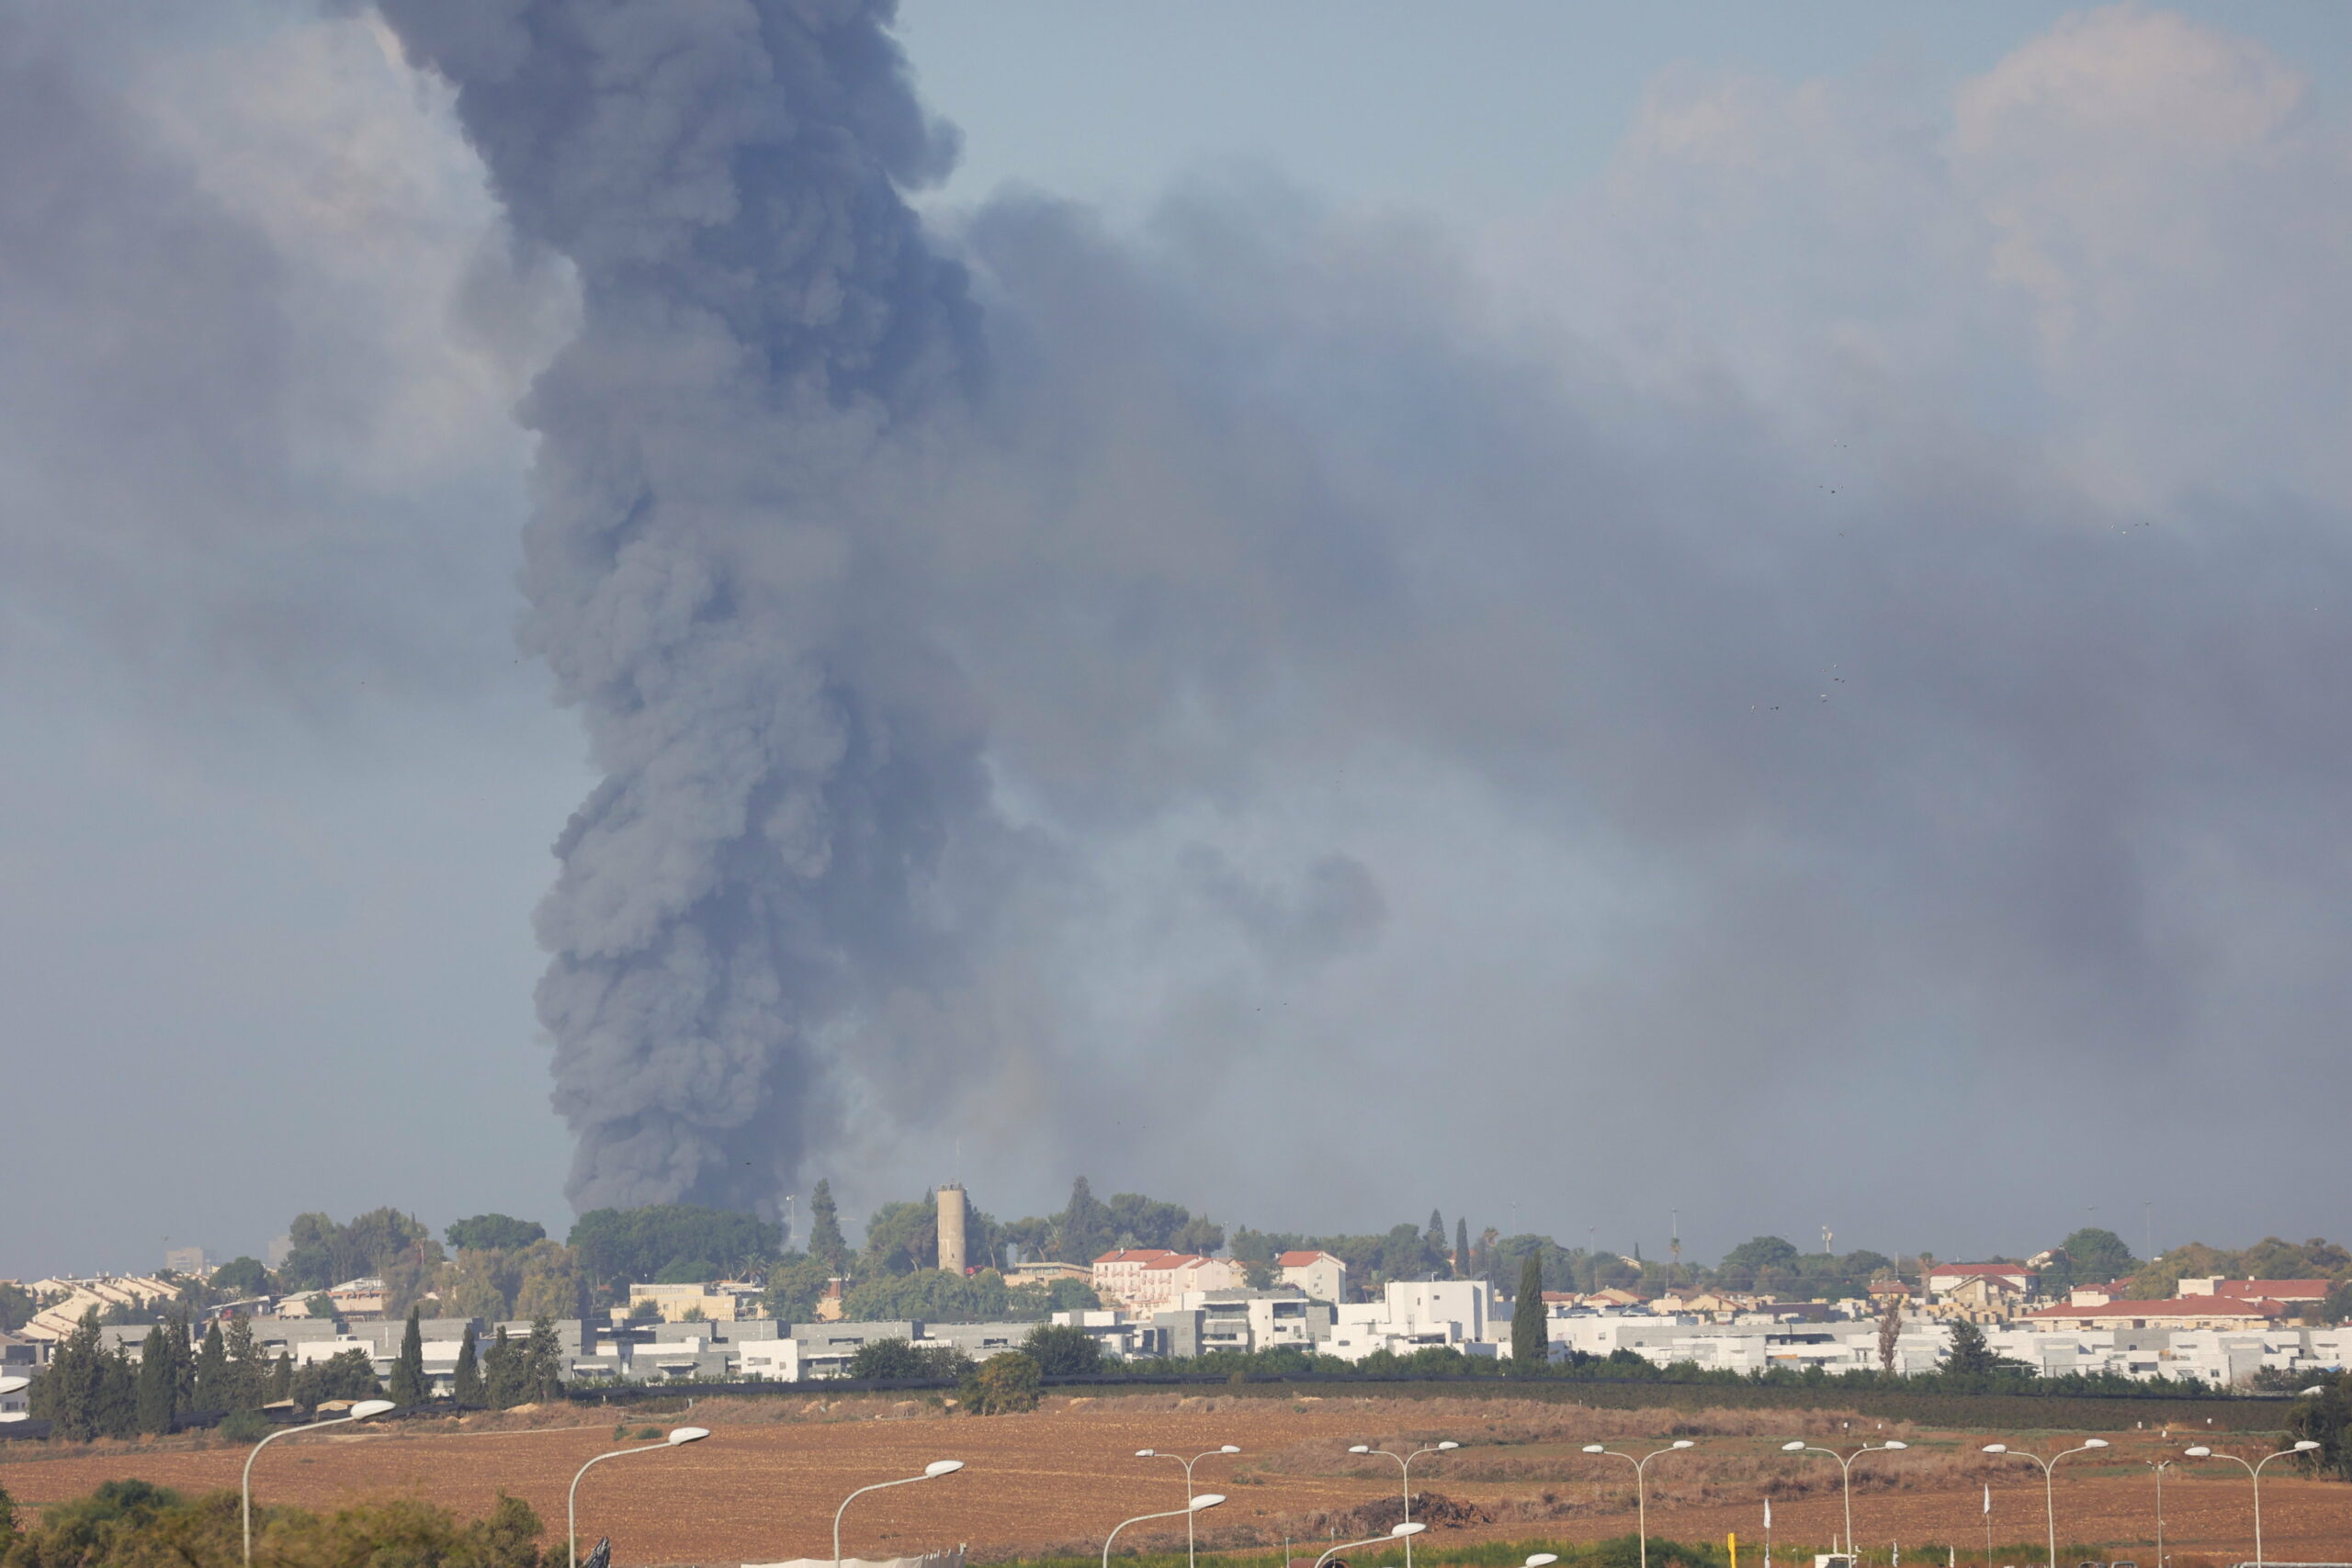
xmin=936 ymin=1182 xmax=967 ymax=1275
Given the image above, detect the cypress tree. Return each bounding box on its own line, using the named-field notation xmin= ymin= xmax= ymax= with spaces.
xmin=1426 ymin=1209 xmax=1446 ymax=1257
xmin=1454 ymin=1217 xmax=1469 ymax=1278
xmin=267 ymin=1352 xmax=294 ymax=1403
xmin=1511 ymin=1253 xmax=1547 ymax=1374
xmin=96 ymin=1348 xmax=140 ymax=1438
xmin=523 ymin=1315 xmax=563 ymax=1402
xmin=452 ymin=1322 xmax=484 ymax=1405
xmin=223 ymin=1316 xmax=267 ymax=1410
xmin=193 ymin=1320 xmax=228 ymax=1412
xmin=808 ymin=1180 xmax=848 ymax=1271
xmin=168 ymin=1310 xmax=197 ymax=1412
xmin=483 ymin=1325 xmax=522 ymax=1408
xmin=34 ymin=1310 xmax=107 ymax=1439
xmin=136 ymin=1323 xmax=176 ymax=1434
xmin=390 ymin=1307 xmax=428 ymax=1405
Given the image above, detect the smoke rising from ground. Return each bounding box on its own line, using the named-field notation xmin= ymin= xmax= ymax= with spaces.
xmin=373 ymin=0 xmax=2352 ymax=1235
xmin=375 ymin=0 xmax=998 ymax=1213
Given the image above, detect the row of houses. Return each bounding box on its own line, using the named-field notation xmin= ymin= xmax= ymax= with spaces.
xmin=1089 ymin=1248 xmax=1348 ymax=1310
xmin=1884 ymin=1265 xmax=2336 ymax=1324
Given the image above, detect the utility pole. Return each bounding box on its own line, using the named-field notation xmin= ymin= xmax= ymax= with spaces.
xmin=1671 ymin=1211 xmax=1680 ymax=1269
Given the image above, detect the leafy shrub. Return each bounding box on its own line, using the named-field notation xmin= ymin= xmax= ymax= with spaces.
xmin=961 ymin=1351 xmax=1041 ymax=1415
xmin=217 ymin=1409 xmax=274 ymax=1443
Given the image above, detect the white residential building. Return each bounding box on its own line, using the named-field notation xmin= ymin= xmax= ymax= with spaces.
xmin=1323 ymin=1280 xmax=1497 ymax=1361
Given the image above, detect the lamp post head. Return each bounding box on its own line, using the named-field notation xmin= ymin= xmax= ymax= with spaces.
xmin=0 ymin=1375 xmax=28 ymax=1395
xmin=669 ymin=1427 xmax=711 ymax=1446
xmin=923 ymin=1459 xmax=965 ymax=1476
xmin=2292 ymin=1440 xmax=2322 ymax=1452
xmin=1670 ymin=1440 xmax=1695 ymax=1450
xmin=1525 ymin=1555 xmax=1560 ymax=1567
xmin=2184 ymin=1447 xmax=2212 ymax=1458
xmin=1781 ymin=1441 xmax=1806 ymax=1452
xmin=1136 ymin=1450 xmax=1156 ymax=1458
xmin=1189 ymin=1494 xmax=1227 ymax=1512
xmin=1982 ymin=1444 xmax=2007 ymax=1454
xmin=1219 ymin=1445 xmax=1240 ymax=1454
xmin=348 ymin=1400 xmax=396 ymax=1420
xmin=2083 ymin=1439 xmax=2109 ymax=1450
xmin=2300 ymin=1386 xmax=2327 ymax=1397
xmin=1582 ymin=1445 xmax=1607 ymax=1455
xmin=1435 ymin=1441 xmax=1460 ymax=1451
xmin=1388 ymin=1523 xmax=1426 ymax=1538
xmin=1349 ymin=1444 xmax=1373 ymax=1454
xmin=1882 ymin=1441 xmax=1908 ymax=1451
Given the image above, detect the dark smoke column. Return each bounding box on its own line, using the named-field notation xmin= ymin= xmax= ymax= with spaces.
xmin=376 ymin=0 xmax=987 ymax=1214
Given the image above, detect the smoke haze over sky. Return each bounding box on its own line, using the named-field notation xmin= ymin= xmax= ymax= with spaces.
xmin=4 ymin=0 xmax=2349 ymax=1276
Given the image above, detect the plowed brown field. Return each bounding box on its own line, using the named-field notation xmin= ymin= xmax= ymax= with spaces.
xmin=3 ymin=1393 xmax=2345 ymax=1567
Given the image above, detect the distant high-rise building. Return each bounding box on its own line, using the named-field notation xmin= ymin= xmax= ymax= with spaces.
xmin=164 ymin=1245 xmax=213 ymax=1276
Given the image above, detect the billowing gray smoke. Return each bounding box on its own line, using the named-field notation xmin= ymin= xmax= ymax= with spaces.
xmin=373 ymin=0 xmax=986 ymax=1213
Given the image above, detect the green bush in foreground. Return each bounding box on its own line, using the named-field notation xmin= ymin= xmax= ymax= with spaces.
xmin=0 ymin=1480 xmax=549 ymax=1568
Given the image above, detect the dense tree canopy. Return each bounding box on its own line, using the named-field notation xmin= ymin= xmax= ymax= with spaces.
xmin=567 ymin=1205 xmax=781 ymax=1292
xmin=446 ymin=1214 xmax=548 ymax=1253
xmin=274 ymin=1209 xmax=439 ymax=1293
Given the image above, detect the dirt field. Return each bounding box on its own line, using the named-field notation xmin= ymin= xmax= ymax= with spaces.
xmin=3 ymin=1393 xmax=2346 ymax=1566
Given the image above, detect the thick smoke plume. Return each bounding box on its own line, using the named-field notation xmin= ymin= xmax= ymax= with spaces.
xmin=374 ymin=0 xmax=987 ymax=1214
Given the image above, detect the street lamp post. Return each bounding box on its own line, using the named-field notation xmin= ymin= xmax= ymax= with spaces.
xmin=1347 ymin=1441 xmax=1458 ymax=1568
xmin=1581 ymin=1440 xmax=1697 ymax=1568
xmin=243 ymin=1399 xmax=397 ymax=1563
xmin=569 ymin=1426 xmax=711 ymax=1568
xmin=1310 ymin=1520 xmax=1426 ymax=1568
xmin=1982 ymin=1439 xmax=2109 ymax=1568
xmin=2143 ymin=1461 xmax=2173 ymax=1568
xmin=2183 ymin=1439 xmax=2322 ymax=1568
xmin=1103 ymin=1494 xmax=1226 ymax=1568
xmin=835 ymin=1460 xmax=967 ymax=1568
xmin=1137 ymin=1445 xmax=1240 ymax=1568
xmin=1781 ymin=1439 xmax=1909 ymax=1558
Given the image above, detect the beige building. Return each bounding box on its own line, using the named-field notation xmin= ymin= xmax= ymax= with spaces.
xmin=1092 ymin=1250 xmax=1242 ymax=1311
xmin=1276 ymin=1250 xmax=1348 ymax=1303
xmin=628 ymin=1280 xmax=763 ymax=1323
xmin=1008 ymin=1261 xmax=1091 ymax=1287
xmin=20 ymin=1276 xmax=178 ymax=1341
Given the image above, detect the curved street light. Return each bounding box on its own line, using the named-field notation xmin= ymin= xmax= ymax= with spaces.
xmin=2143 ymin=1459 xmax=2175 ymax=1568
xmin=835 ymin=1459 xmax=967 ymax=1568
xmin=2183 ymin=1439 xmax=2322 ymax=1567
xmin=1582 ymin=1441 xmax=1696 ymax=1568
xmin=1781 ymin=1439 xmax=1908 ymax=1558
xmin=1103 ymin=1493 xmax=1226 ymax=1568
xmin=1311 ymin=1519 xmax=1426 ymax=1568
xmin=1347 ymin=1441 xmax=1458 ymax=1568
xmin=1983 ymin=1438 xmax=2108 ymax=1568
xmin=570 ymin=1426 xmax=710 ymax=1568
xmin=243 ymin=1398 xmax=397 ymax=1563
xmin=1138 ymin=1446 xmax=1240 ymax=1568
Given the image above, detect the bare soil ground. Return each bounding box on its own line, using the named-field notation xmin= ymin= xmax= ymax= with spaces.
xmin=3 ymin=1393 xmax=2344 ymax=1567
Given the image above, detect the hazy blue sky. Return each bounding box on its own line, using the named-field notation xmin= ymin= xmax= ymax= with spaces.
xmin=4 ymin=1 xmax=2349 ymax=1279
